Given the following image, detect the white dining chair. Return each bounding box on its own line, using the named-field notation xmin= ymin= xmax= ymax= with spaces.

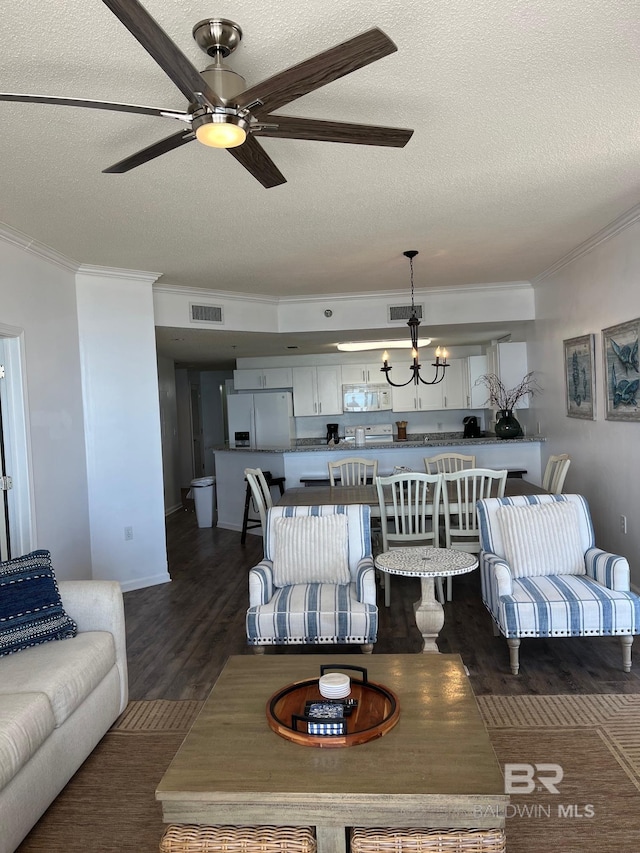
xmin=328 ymin=457 xmax=378 ymax=486
xmin=441 ymin=468 xmax=508 ymax=601
xmin=375 ymin=472 xmax=444 ymax=607
xmin=542 ymin=454 xmax=571 ymax=493
xmin=424 ymin=453 xmax=476 ymax=474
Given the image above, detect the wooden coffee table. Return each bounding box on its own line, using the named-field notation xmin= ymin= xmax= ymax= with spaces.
xmin=156 ymin=655 xmax=508 ymax=853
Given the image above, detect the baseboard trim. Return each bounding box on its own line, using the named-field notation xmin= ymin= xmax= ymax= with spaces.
xmin=120 ymin=572 xmax=171 ymax=592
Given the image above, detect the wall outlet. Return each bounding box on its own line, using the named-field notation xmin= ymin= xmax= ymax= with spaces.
xmin=620 ymin=515 xmax=627 ymax=535
xmin=124 ymin=526 xmax=134 ymax=541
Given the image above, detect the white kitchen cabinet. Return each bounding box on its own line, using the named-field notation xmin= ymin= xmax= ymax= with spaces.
xmin=485 ymin=343 xmax=529 ymax=409
xmin=441 ymin=359 xmax=466 ymax=409
xmin=391 ymin=362 xmax=444 ymax=412
xmin=390 ymin=358 xmax=470 ymax=411
xmin=292 ymin=365 xmax=342 ymax=416
xmin=341 ymin=362 xmax=385 ymax=384
xmin=233 ymin=367 xmax=293 ymax=390
xmin=463 ymin=355 xmax=489 ymax=408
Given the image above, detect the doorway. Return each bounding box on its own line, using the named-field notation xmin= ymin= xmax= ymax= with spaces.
xmin=0 ymin=331 xmax=34 ymax=560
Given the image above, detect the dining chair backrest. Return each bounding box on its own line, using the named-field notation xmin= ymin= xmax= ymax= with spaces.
xmin=542 ymin=454 xmax=571 ymax=494
xmin=375 ymin=472 xmax=443 ymax=550
xmin=375 ymin=472 xmax=444 ymax=606
xmin=442 ymin=468 xmax=508 ymax=553
xmin=424 ymin=452 xmax=476 ymax=474
xmin=244 ymin=468 xmax=273 ymax=533
xmin=328 ymin=457 xmax=378 ymax=486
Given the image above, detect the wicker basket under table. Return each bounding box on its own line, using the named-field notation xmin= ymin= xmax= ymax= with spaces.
xmin=159 ymin=824 xmax=317 ymax=853
xmin=350 ymin=827 xmax=506 ymax=852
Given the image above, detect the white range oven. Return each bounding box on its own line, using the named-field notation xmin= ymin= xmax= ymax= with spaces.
xmin=343 ymin=424 xmax=395 ymax=446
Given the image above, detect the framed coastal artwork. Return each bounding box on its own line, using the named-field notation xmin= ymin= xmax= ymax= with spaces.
xmin=563 ymin=334 xmax=596 ymax=419
xmin=602 ymin=318 xmax=640 ymax=421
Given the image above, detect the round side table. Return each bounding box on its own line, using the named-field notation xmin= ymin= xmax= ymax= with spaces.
xmin=374 ymin=547 xmax=478 ymax=653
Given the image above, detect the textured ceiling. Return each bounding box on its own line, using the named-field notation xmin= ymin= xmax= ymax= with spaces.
xmin=1 ymin=0 xmax=639 ymax=361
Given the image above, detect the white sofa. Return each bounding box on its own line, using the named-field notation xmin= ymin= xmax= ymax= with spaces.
xmin=0 ymin=580 xmax=128 ymax=853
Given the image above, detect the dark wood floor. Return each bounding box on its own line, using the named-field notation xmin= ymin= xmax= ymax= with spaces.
xmin=124 ymin=506 xmax=640 ymax=700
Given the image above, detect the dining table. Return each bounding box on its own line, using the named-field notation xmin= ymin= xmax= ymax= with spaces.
xmin=276 ymin=477 xmax=548 ymax=513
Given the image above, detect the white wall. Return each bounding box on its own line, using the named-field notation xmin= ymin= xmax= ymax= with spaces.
xmin=76 ymin=267 xmax=170 ymax=591
xmin=0 ymin=231 xmax=92 ymax=578
xmin=158 ymin=355 xmax=181 ymax=514
xmin=175 ymin=368 xmax=193 ymax=489
xmin=530 ymin=217 xmax=640 ymax=585
xmin=200 ymin=370 xmax=233 ymax=475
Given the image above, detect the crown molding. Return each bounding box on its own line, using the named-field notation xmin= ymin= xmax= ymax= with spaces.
xmin=154 ymin=279 xmax=532 ymax=306
xmin=153 ymin=282 xmax=278 ymax=304
xmin=77 ymin=264 xmax=161 ymax=283
xmin=533 ymin=202 xmax=640 ymax=284
xmin=0 ymin=222 xmax=79 ymax=273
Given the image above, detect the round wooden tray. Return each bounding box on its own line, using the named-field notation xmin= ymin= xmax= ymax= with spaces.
xmin=266 ymin=665 xmax=400 ymax=748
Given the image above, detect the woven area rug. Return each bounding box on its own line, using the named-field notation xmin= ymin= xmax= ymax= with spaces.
xmin=17 ymin=695 xmax=640 ymax=852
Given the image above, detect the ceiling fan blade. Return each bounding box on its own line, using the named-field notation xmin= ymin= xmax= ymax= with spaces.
xmin=254 ymin=115 xmax=413 ymax=147
xmin=100 ymin=0 xmax=223 ymax=108
xmin=226 ymin=135 xmax=286 ymax=188
xmin=236 ymin=28 xmax=397 ymax=116
xmin=103 ymin=129 xmax=195 ymax=173
xmin=0 ymin=92 xmax=190 ymax=121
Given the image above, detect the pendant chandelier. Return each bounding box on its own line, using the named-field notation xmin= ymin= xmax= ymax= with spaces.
xmin=380 ymin=250 xmax=449 ymax=387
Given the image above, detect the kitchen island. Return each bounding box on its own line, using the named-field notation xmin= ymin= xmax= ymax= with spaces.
xmin=213 ymin=435 xmax=545 ymax=533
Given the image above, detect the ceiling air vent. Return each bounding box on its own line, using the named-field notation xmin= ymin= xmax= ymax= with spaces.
xmin=388 ymin=303 xmax=423 ymax=323
xmin=190 ymin=303 xmax=224 ymax=324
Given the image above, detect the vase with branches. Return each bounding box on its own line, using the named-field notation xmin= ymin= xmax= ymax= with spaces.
xmin=475 ymin=372 xmax=540 ymax=438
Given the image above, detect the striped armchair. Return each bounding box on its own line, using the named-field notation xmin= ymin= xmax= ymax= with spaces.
xmin=477 ymin=494 xmax=640 ymax=675
xmin=246 ymin=504 xmax=378 ymax=653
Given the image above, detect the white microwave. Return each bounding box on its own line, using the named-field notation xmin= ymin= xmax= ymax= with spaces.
xmin=342 ymin=384 xmax=392 ymax=413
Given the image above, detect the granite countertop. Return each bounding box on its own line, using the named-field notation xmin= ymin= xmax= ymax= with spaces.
xmin=216 ymin=434 xmax=546 ymax=452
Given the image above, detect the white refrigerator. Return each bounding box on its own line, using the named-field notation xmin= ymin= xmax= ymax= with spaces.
xmin=227 ymin=392 xmax=295 ymax=448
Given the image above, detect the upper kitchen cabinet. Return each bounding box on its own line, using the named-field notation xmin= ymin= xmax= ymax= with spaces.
xmin=341 ymin=362 xmax=385 ymax=384
xmin=233 ymin=367 xmax=293 ymax=391
xmin=292 ymin=366 xmax=342 ymax=416
xmin=464 ymin=355 xmax=489 ymax=408
xmin=391 ymin=377 xmax=444 ymax=412
xmin=390 ymin=358 xmax=470 ymax=411
xmin=485 ymin=343 xmax=529 ymax=408
xmin=441 ymin=359 xmax=466 ymax=409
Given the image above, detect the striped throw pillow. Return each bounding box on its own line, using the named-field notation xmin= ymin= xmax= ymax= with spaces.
xmin=496 ymin=501 xmax=585 ymax=578
xmin=0 ymin=549 xmax=77 ymax=656
xmin=272 ymin=514 xmax=350 ymax=586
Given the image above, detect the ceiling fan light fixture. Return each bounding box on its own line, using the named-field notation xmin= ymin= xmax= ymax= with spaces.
xmin=193 ymin=113 xmax=248 ymax=148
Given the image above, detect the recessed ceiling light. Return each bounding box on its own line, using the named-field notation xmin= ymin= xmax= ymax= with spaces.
xmin=336 ymin=339 xmax=431 ymax=352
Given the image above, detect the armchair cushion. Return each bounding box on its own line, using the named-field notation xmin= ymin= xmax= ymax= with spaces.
xmin=498 ymin=574 xmax=640 ymax=638
xmin=247 ymin=583 xmax=378 ymax=646
xmin=496 ymin=501 xmax=585 ymax=578
xmin=272 ymin=514 xmax=349 ymax=586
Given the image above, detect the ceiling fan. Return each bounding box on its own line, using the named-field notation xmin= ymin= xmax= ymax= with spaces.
xmin=0 ymin=0 xmax=413 ymax=188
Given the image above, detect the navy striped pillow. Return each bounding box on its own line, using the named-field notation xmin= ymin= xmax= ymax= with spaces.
xmin=0 ymin=549 xmax=77 ymax=656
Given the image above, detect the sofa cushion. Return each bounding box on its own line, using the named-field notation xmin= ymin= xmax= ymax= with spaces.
xmin=0 ymin=692 xmax=56 ymax=788
xmin=272 ymin=514 xmax=350 ymax=586
xmin=0 ymin=549 xmax=77 ymax=656
xmin=496 ymin=501 xmax=585 ymax=578
xmin=0 ymin=631 xmax=116 ymax=726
